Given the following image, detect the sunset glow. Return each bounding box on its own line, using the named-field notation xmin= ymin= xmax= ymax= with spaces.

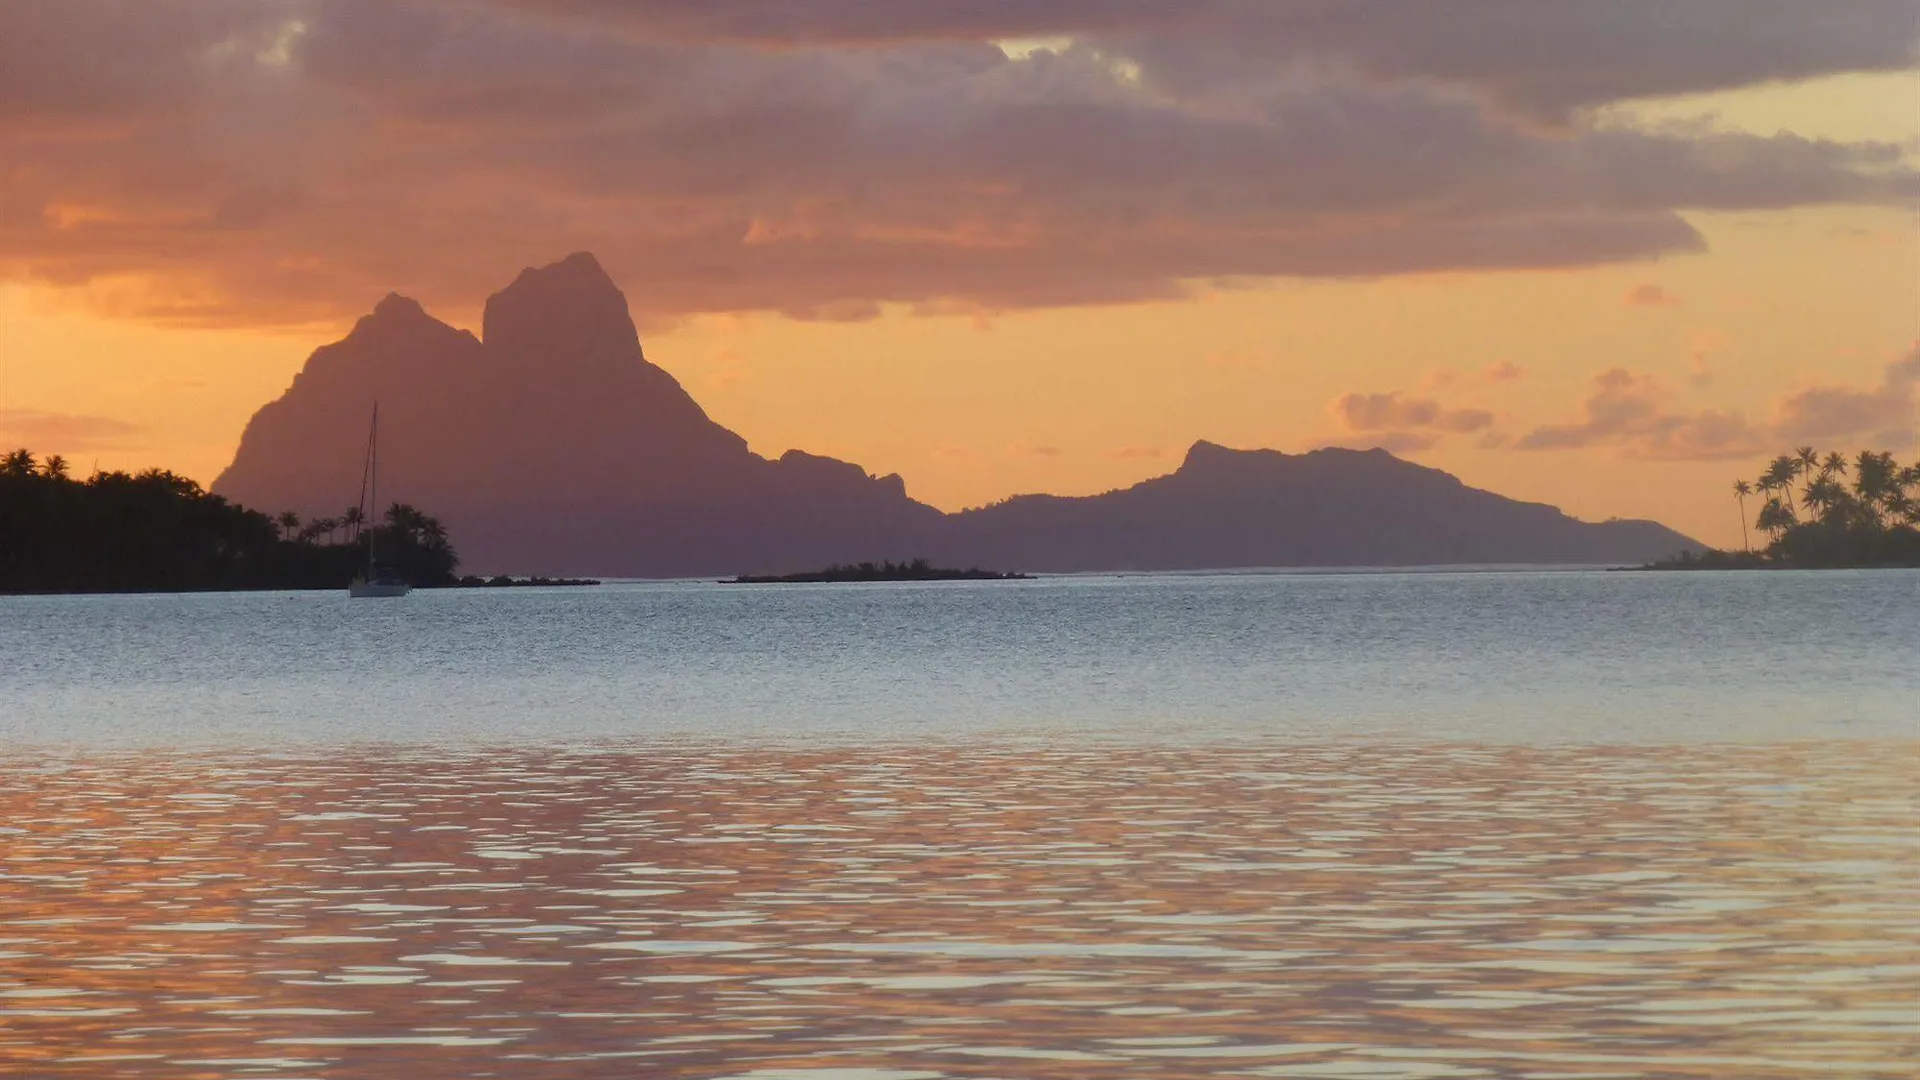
xmin=2 ymin=4 xmax=1915 ymax=548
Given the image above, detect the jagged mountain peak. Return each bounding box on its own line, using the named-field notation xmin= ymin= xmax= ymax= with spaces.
xmin=212 ymin=254 xmax=938 ymax=574
xmin=371 ymin=292 xmax=426 ymax=319
xmin=501 ymin=251 xmax=618 ymax=297
xmin=343 ymin=292 xmax=461 ymax=342
xmin=1179 ymin=440 xmax=1285 ymax=472
xmin=484 ymin=253 xmax=627 ymax=343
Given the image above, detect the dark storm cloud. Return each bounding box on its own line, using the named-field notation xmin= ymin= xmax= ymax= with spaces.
xmin=493 ymin=0 xmax=1920 ymax=117
xmin=0 ymin=0 xmax=1913 ymax=326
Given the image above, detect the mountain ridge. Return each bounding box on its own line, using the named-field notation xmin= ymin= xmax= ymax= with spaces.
xmin=937 ymin=440 xmax=1690 ymax=572
xmin=211 ymin=254 xmax=1702 ymax=575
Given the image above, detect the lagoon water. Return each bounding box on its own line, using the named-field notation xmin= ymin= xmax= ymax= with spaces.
xmin=4 ymin=569 xmax=1917 ymax=746
xmin=1 ymin=570 xmax=1916 ymax=1077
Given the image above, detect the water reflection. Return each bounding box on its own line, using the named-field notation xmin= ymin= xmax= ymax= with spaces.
xmin=1 ymin=743 xmax=1914 ymax=1077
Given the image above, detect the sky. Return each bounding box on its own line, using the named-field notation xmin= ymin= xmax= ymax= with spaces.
xmin=1 ymin=0 xmax=1916 ymax=548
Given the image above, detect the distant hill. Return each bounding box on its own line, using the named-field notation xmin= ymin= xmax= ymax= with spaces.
xmin=934 ymin=440 xmax=1698 ymax=571
xmin=213 ymin=254 xmax=1701 ymax=575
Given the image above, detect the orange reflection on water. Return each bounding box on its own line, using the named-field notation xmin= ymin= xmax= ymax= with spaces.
xmin=1 ymin=742 xmax=1915 ymax=1078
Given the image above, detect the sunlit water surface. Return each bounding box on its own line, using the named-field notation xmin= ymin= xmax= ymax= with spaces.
xmin=2 ymin=572 xmax=1916 ymax=1077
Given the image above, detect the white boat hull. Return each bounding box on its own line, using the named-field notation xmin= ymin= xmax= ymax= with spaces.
xmin=349 ymin=580 xmax=412 ymax=598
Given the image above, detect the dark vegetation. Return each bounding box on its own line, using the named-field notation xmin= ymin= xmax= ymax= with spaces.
xmin=725 ymin=558 xmax=1032 ymax=584
xmin=1647 ymin=447 xmax=1920 ymax=570
xmin=454 ymin=574 xmax=600 ymax=588
xmin=0 ymin=449 xmax=459 ymax=593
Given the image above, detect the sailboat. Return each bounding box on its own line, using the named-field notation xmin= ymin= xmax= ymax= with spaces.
xmin=349 ymin=404 xmax=412 ymax=598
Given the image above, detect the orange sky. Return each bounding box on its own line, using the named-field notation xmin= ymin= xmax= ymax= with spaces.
xmin=1 ymin=5 xmax=1915 ymax=549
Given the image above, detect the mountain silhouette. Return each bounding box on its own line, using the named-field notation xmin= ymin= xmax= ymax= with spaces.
xmin=934 ymin=440 xmax=1696 ymax=571
xmin=212 ymin=254 xmax=1700 ymax=575
xmin=212 ymin=253 xmax=941 ymax=576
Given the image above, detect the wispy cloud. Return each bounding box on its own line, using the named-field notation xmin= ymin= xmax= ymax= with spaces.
xmin=1514 ymin=346 xmax=1918 ymax=460
xmin=1513 ymin=369 xmax=1762 ymax=459
xmin=1319 ymin=386 xmax=1498 ymax=457
xmin=0 ymin=409 xmax=145 ymax=452
xmin=1334 ymin=391 xmax=1494 ymax=435
xmin=1774 ymin=346 xmax=1919 ymax=446
xmin=1623 ymin=284 xmax=1682 ymax=308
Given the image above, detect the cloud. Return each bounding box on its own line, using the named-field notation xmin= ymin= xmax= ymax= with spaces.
xmin=1334 ymin=391 xmax=1494 ymax=434
xmin=1624 ymin=284 xmax=1682 ymax=308
xmin=1774 ymin=346 xmax=1919 ymax=443
xmin=1321 ymin=386 xmax=1498 ymax=455
xmin=1514 ymin=348 xmax=1918 ymax=459
xmin=1106 ymin=444 xmax=1166 ymax=460
xmin=0 ymin=409 xmax=146 ymax=452
xmin=487 ymin=0 xmax=1165 ymax=46
xmin=1483 ymin=360 xmax=1527 ymax=383
xmin=0 ymin=1 xmax=1914 ymax=327
xmin=498 ymin=1 xmax=1920 ymax=118
xmin=1513 ymin=368 xmax=1764 ymax=459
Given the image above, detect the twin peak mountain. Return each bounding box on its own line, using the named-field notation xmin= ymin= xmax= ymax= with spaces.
xmin=213 ymin=253 xmax=1696 ymax=575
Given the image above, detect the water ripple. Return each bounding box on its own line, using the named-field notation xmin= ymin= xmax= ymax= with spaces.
xmin=0 ymin=742 xmax=1913 ymax=1078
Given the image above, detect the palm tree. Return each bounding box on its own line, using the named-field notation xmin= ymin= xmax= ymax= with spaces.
xmin=1793 ymin=445 xmax=1821 ymax=508
xmin=1794 ymin=445 xmax=1820 ymax=484
xmin=1760 ymin=456 xmax=1800 ymax=514
xmin=313 ymin=516 xmax=341 ymax=545
xmin=1731 ymin=479 xmax=1752 ymax=552
xmin=1853 ymin=450 xmax=1898 ymax=528
xmin=1802 ymin=475 xmax=1849 ymax=527
xmin=276 ymin=510 xmax=301 ymax=542
xmin=41 ymin=454 xmax=69 ymax=480
xmin=1886 ymin=488 xmax=1917 ymax=529
xmin=1731 ymin=449 xmax=1920 ymax=566
xmin=1756 ymin=496 xmax=1796 ymax=539
xmin=2 ymin=449 xmax=34 ymax=478
xmin=385 ymin=503 xmax=419 ymax=535
xmin=342 ymin=506 xmax=365 ymax=543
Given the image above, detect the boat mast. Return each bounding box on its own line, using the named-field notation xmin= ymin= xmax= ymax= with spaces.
xmin=366 ymin=403 xmax=379 ymax=578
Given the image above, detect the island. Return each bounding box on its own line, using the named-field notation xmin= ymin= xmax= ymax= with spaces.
xmin=452 ymin=575 xmax=601 ymax=588
xmin=0 ymin=447 xmax=475 ymax=594
xmin=724 ymin=559 xmax=1032 ymax=584
xmin=1640 ymin=447 xmax=1918 ymax=570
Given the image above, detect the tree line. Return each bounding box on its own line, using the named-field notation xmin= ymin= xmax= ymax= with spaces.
xmin=0 ymin=449 xmax=459 ymax=594
xmin=1707 ymin=447 xmax=1920 ymax=568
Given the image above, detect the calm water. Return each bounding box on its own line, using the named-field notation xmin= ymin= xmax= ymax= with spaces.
xmin=2 ymin=570 xmax=1916 ymax=745
xmin=2 ymin=571 xmax=1916 ymax=1078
